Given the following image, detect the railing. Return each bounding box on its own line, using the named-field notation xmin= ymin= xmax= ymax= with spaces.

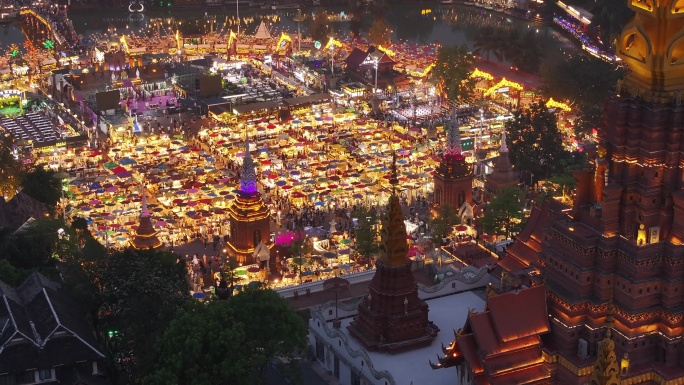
xmin=277 ymin=269 xmax=376 ymax=298
xmin=309 ymin=309 xmax=397 ymax=385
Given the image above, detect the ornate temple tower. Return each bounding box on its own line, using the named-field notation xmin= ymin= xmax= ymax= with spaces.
xmin=226 ymin=137 xmax=272 ymax=263
xmin=348 ymin=154 xmax=437 ymax=353
xmin=500 ymin=1 xmax=684 ymax=383
xmin=485 ymin=127 xmax=519 ymax=194
xmin=129 ymin=182 xmax=162 ymax=250
xmin=433 ymin=108 xmax=474 ymax=211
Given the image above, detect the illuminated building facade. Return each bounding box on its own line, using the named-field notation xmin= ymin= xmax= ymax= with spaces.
xmin=226 ymin=137 xmax=272 ymax=263
xmin=433 ymin=108 xmax=474 ymax=217
xmin=486 ymin=1 xmax=684 ymax=383
xmin=348 ymin=154 xmax=438 ymax=353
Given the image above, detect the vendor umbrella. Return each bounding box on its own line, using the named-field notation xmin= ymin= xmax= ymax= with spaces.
xmin=323 ymin=251 xmax=337 ymax=259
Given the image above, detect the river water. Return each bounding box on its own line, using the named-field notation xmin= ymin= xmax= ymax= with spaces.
xmin=1 ymin=4 xmax=574 ymax=59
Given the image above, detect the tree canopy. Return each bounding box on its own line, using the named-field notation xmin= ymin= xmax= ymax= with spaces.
xmin=308 ymin=9 xmax=330 ymax=43
xmin=430 ymin=44 xmax=476 ymax=102
xmin=368 ymin=18 xmax=392 ymax=46
xmin=60 ymin=247 xmax=190 ymax=383
xmin=472 ymin=26 xmax=545 ymax=73
xmin=540 ymin=54 xmax=622 ymax=138
xmin=481 ymin=187 xmax=524 ymax=240
xmin=505 ymin=102 xmax=566 ymax=184
xmin=589 ymin=0 xmax=633 ymax=49
xmin=0 ymin=133 xmax=22 ymax=200
xmin=144 ymin=288 xmax=306 ymax=385
xmin=429 ymin=204 xmax=460 ymax=245
xmin=352 ymin=207 xmax=379 ymax=260
xmin=21 ymin=166 xmax=63 ymax=212
xmin=0 ymin=218 xmax=72 ymax=270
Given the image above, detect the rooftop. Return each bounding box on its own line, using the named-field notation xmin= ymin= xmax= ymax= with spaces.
xmin=309 ymin=290 xmax=486 ymax=385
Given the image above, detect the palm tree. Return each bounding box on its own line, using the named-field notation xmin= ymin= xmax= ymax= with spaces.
xmin=472 ymin=26 xmax=504 ymax=62
xmin=503 ymin=29 xmax=544 ymax=73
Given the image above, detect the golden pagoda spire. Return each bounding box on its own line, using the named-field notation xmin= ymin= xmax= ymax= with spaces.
xmin=618 ymin=0 xmax=684 ymax=103
xmin=590 ymin=284 xmax=620 ymax=385
xmin=377 ymin=152 xmax=409 ymax=267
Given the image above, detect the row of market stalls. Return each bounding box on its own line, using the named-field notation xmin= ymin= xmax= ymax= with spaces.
xmin=207 ymin=93 xmax=332 ymax=123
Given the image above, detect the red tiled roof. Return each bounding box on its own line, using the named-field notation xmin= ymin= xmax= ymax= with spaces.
xmin=488 ymin=286 xmax=549 ymax=343
xmin=485 ymin=345 xmax=543 ymax=374
xmin=496 ymin=255 xmax=527 ymax=272
xmin=456 ymin=334 xmax=484 ymax=374
xmin=469 ymin=312 xmax=539 ymax=356
xmin=505 ymin=242 xmax=537 ymax=268
xmin=489 ymin=362 xmax=550 ymax=384
xmin=345 ymin=47 xmax=368 ymax=68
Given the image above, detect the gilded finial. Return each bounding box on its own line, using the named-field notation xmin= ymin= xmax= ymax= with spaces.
xmin=589 ymin=278 xmax=619 ymax=385
xmin=597 ymin=145 xmax=607 ymax=159
xmin=389 ymin=151 xmax=399 ymax=187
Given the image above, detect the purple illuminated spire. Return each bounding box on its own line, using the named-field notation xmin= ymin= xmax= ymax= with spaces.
xmin=240 ymin=135 xmax=258 ymax=195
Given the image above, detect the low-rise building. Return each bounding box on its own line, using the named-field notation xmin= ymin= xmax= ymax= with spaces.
xmin=0 ymin=272 xmax=108 ymax=385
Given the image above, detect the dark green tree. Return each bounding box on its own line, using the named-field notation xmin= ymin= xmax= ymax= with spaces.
xmin=502 ymin=29 xmax=545 ymax=73
xmin=540 ymin=53 xmax=622 ymax=139
xmin=540 ymin=54 xmax=621 ymax=113
xmin=142 ymin=300 xmax=251 ymax=385
xmin=0 ymin=258 xmax=29 ymax=286
xmin=352 ymin=207 xmax=378 ymax=262
xmin=590 ymin=0 xmax=634 ymax=49
xmin=308 ymin=9 xmax=330 ymax=43
xmin=430 ymin=44 xmax=476 ymax=102
xmin=93 ymin=248 xmax=189 ymax=382
xmin=573 ymin=105 xmax=603 ymax=139
xmin=288 ymin=229 xmax=312 ymax=284
xmin=222 ymin=288 xmax=307 ymax=383
xmin=368 ymin=18 xmax=392 ymax=46
xmin=3 ymin=218 xmax=73 ymax=270
xmin=481 ymin=187 xmax=524 ymax=240
xmin=472 ymin=26 xmax=504 ymax=62
xmin=144 ymin=288 xmax=306 ymax=385
xmin=429 ymin=204 xmax=461 ymax=245
xmin=348 ymin=0 xmax=365 ymax=37
xmin=0 ymin=133 xmax=21 ymax=199
xmin=21 ymin=166 xmax=62 ymax=212
xmin=505 ymin=102 xmax=566 ymax=184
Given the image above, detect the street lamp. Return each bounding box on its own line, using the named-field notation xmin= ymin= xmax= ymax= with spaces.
xmin=54 ymin=171 xmax=70 ymax=222
xmin=374 ymin=58 xmax=379 ymax=94
xmin=236 ymin=0 xmax=240 ymax=37
xmin=294 ymin=9 xmax=304 ymax=52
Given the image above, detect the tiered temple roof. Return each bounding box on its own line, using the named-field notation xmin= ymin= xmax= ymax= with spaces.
xmin=226 ymin=136 xmax=271 ymax=262
xmin=485 ymin=126 xmax=518 ymax=193
xmin=431 ymin=286 xmax=550 ymax=384
xmin=129 ymin=182 xmax=162 ymax=250
xmin=347 ymin=153 xmax=437 ymax=353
